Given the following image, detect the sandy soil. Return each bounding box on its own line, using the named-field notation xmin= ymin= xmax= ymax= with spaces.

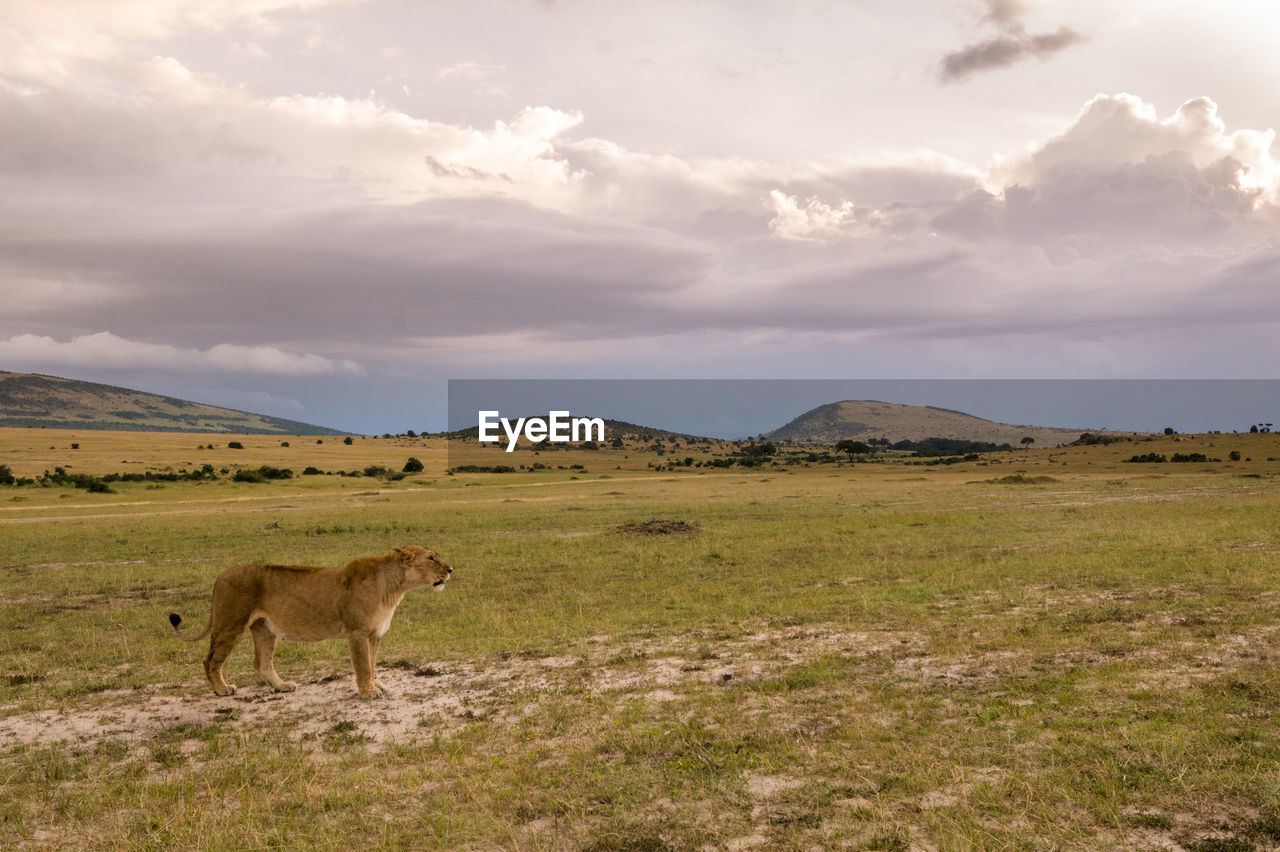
xmin=0 ymin=623 xmax=912 ymax=752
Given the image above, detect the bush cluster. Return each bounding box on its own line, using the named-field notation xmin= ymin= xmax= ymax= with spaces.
xmin=232 ymin=466 xmax=294 ymax=483
xmin=1125 ymin=452 xmax=1217 ymax=464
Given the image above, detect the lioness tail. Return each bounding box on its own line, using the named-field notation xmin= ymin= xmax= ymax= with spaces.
xmin=168 ymin=612 xmax=212 ymax=642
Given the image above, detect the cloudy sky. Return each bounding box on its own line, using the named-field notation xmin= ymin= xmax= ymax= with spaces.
xmin=3 ymin=0 xmax=1279 ymax=433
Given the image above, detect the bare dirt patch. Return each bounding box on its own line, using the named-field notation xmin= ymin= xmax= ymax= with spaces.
xmin=616 ymin=519 xmax=699 ymax=535
xmin=0 ymin=623 xmax=911 ymax=754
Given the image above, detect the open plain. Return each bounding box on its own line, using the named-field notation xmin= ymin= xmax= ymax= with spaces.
xmin=3 ymin=428 xmax=1280 ymax=849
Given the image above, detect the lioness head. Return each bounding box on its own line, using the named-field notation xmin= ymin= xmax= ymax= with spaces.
xmin=397 ymin=544 xmax=453 ymax=590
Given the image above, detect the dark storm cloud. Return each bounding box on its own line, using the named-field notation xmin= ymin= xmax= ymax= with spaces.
xmin=939 ymin=0 xmax=1085 ymax=83
xmin=940 ymin=25 xmax=1084 ymax=82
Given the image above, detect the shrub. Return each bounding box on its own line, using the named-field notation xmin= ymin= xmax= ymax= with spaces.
xmin=1126 ymin=453 xmax=1167 ymax=463
xmin=302 ymin=466 xmax=323 ymax=475
xmin=227 ymin=441 xmax=244 ymax=450
xmin=1073 ymin=432 xmax=1118 ymax=446
xmin=233 ymin=465 xmax=293 ymax=483
xmin=343 ymin=437 xmax=353 ymax=445
xmin=402 ymin=457 xmax=425 ymax=474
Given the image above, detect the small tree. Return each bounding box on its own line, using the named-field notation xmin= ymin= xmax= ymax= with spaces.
xmin=403 ymin=457 xmax=425 ymax=474
xmin=1021 ymin=437 xmax=1035 ymax=448
xmin=344 ymin=436 xmax=354 ymax=445
xmin=835 ymin=439 xmax=870 ymax=460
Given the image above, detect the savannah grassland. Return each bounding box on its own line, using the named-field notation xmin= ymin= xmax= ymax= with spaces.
xmin=3 ymin=428 xmax=1280 ymax=850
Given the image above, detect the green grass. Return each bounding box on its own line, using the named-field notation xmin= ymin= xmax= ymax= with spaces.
xmin=2 ymin=430 xmax=1280 ymax=848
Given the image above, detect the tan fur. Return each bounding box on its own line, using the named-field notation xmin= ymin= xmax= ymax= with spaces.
xmin=169 ymin=545 xmax=452 ymax=699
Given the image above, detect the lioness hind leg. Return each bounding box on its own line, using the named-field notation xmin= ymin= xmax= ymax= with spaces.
xmin=204 ymin=625 xmax=243 ymax=696
xmin=249 ymin=619 xmax=296 ymax=693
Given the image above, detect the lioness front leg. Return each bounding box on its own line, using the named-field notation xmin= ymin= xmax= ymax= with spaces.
xmin=249 ymin=620 xmax=296 ymax=693
xmin=348 ymin=632 xmax=384 ymax=699
xmin=369 ymin=634 xmax=388 ymax=696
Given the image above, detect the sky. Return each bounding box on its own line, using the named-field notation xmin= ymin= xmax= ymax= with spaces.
xmin=2 ymin=0 xmax=1280 ymax=434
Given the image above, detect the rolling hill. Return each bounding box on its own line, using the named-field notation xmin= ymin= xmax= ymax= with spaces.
xmin=0 ymin=371 xmax=346 ymax=435
xmin=765 ymin=400 xmax=1092 ymax=447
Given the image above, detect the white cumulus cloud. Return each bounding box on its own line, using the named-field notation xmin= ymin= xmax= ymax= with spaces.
xmin=0 ymin=332 xmax=363 ymax=376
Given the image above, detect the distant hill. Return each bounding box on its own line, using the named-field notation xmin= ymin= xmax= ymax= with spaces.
xmin=766 ymin=400 xmax=1090 ymax=447
xmin=0 ymin=371 xmax=346 ymax=435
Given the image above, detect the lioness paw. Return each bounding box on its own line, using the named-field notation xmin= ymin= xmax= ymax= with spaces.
xmin=358 ymin=685 xmax=386 ymax=700
xmin=274 ymin=681 xmax=297 ymax=693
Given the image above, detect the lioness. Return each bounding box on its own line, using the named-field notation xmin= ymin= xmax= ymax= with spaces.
xmin=169 ymin=545 xmax=452 ymax=699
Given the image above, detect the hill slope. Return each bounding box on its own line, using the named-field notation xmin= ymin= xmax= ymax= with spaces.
xmin=766 ymin=400 xmax=1089 ymax=447
xmin=0 ymin=371 xmax=346 ymax=435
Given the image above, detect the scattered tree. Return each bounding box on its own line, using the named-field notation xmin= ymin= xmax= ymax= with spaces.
xmin=835 ymin=439 xmax=871 ymax=460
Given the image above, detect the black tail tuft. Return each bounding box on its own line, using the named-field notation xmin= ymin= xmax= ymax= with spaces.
xmin=169 ymin=613 xmax=182 ymax=627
